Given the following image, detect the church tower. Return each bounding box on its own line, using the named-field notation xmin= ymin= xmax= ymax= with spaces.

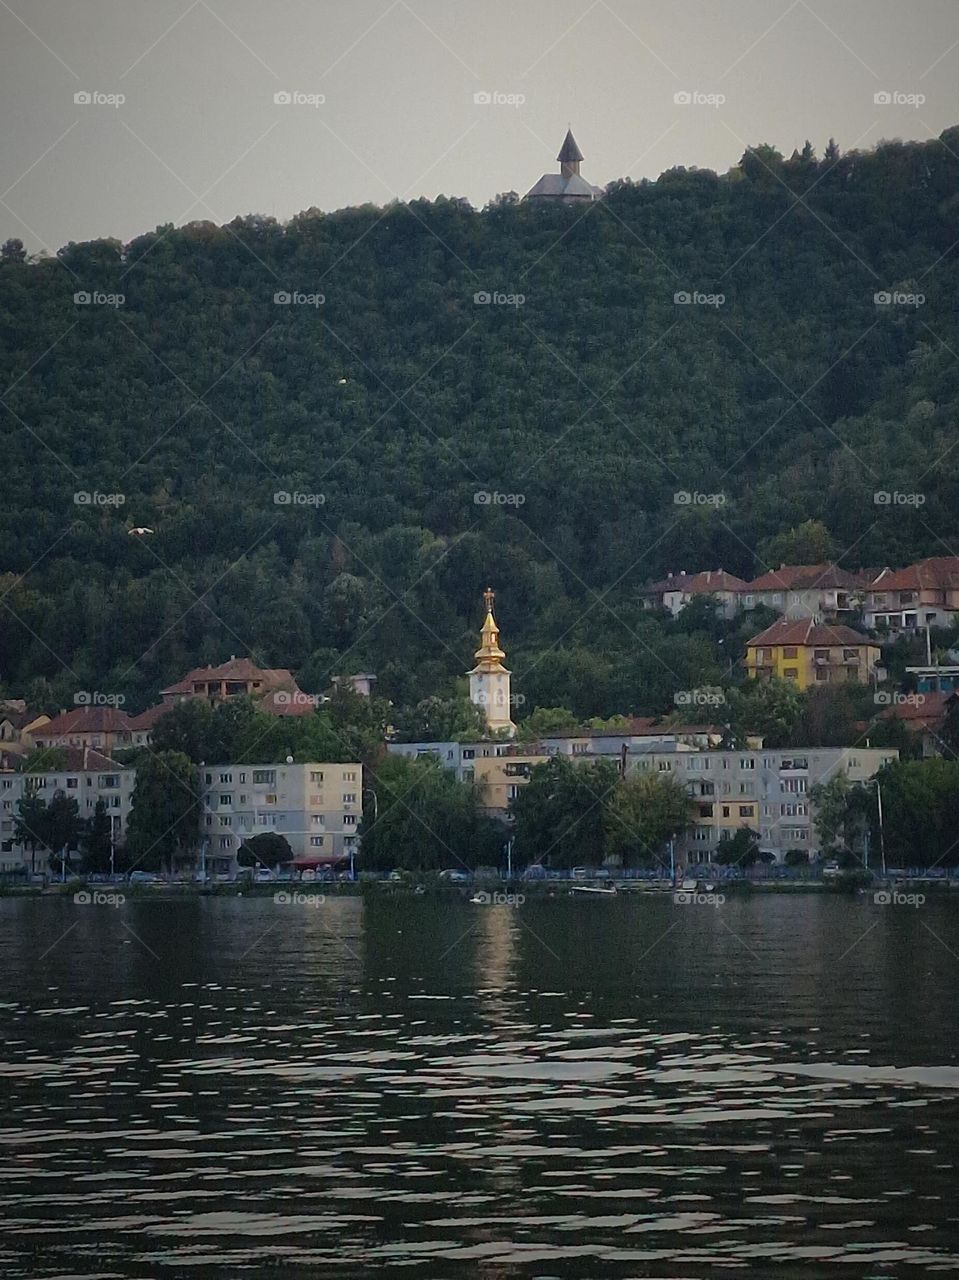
xmin=469 ymin=587 xmax=515 ymax=737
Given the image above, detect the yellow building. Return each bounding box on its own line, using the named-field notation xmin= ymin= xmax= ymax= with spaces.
xmin=471 ymin=752 xmax=549 ymax=820
xmin=745 ymin=617 xmax=880 ymax=691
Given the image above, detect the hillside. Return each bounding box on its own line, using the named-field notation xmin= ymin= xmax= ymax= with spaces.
xmin=1 ymin=130 xmax=959 ymax=715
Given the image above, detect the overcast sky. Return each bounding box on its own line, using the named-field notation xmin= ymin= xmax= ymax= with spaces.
xmin=2 ymin=0 xmax=958 ymax=253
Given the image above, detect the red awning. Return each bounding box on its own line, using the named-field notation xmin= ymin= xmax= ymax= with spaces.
xmin=292 ymin=853 xmax=348 ymax=868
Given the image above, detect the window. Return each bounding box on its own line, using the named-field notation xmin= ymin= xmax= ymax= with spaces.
xmin=344 ymin=770 xmax=357 ymax=782
xmin=740 ymin=758 xmax=755 ymax=770
xmin=310 ymin=835 xmax=324 ymax=846
xmin=66 ymin=778 xmax=78 ymax=789
xmin=239 ymin=772 xmax=246 ymax=783
xmin=698 ymin=804 xmax=713 ymax=818
xmin=311 ymin=814 xmax=325 ymax=825
xmin=205 ymin=815 xmax=213 ymax=827
xmin=219 ymin=816 xmax=232 ymax=827
xmin=739 ymin=805 xmax=754 ymax=818
xmin=264 ymin=794 xmax=277 ymax=805
xmin=98 ymin=775 xmax=120 ymax=789
xmin=310 ymin=794 xmax=323 ymax=806
xmin=783 ymin=646 xmax=798 ymax=658
xmin=657 ymin=760 xmax=671 ymax=772
xmin=219 ymin=794 xmax=232 ymax=806
xmin=344 ymin=814 xmax=357 ymax=825
xmin=843 ymin=648 xmax=859 ymax=661
xmin=722 ymin=805 xmax=731 ymax=818
xmin=219 ymin=772 xmax=232 ymax=784
xmin=739 ymin=781 xmax=754 ymax=796
xmin=218 ymin=837 xmax=231 ymax=849
xmin=784 ymin=668 xmax=798 ymax=680
xmin=205 ymin=772 xmax=212 ymax=784
xmin=252 ymin=770 xmax=275 ymax=785
xmin=461 ymin=750 xmax=474 ymax=760
xmin=310 ymin=771 xmax=324 ymax=784
xmin=343 ymin=792 xmax=356 ymax=804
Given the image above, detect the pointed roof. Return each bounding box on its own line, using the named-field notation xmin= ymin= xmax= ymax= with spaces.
xmin=557 ymin=129 xmax=584 ymax=163
xmin=746 ymin=617 xmax=874 ymax=649
xmin=471 ymin=587 xmax=508 ymax=672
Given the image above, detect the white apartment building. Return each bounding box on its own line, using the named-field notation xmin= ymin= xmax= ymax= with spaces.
xmin=0 ymin=749 xmax=134 ymax=873
xmin=629 ymin=746 xmax=897 ymax=861
xmin=200 ymin=761 xmax=363 ymax=869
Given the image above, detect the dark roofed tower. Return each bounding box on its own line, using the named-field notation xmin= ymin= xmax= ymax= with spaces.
xmin=525 ymin=128 xmax=604 ymax=204
xmin=558 ymin=129 xmax=584 ymax=177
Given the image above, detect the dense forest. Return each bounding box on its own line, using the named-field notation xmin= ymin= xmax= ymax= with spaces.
xmin=1 ymin=130 xmax=958 ymax=718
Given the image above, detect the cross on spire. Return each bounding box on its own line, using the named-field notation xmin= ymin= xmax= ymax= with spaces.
xmin=484 ymin=586 xmax=495 ymax=613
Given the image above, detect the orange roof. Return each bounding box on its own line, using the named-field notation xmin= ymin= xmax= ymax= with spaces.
xmin=748 ymin=563 xmax=867 ymax=592
xmin=127 ymin=703 xmax=170 ymax=730
xmin=878 ymin=690 xmax=950 ymax=727
xmin=870 ymin=557 xmax=959 ymax=593
xmin=39 ymin=706 xmax=133 ymax=736
xmin=161 ymin=658 xmax=296 ymax=696
xmin=24 ymin=745 xmax=128 ymax=772
xmin=646 ymin=569 xmax=747 ymax=594
xmin=747 ymin=617 xmax=875 ymax=648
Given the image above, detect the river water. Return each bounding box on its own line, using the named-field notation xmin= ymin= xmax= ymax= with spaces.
xmin=0 ymin=892 xmax=957 ymax=1277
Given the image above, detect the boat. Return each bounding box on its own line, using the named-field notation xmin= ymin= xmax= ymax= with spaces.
xmin=570 ymin=883 xmax=617 ymax=896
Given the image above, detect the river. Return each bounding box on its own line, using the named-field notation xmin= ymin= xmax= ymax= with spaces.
xmin=0 ymin=892 xmax=957 ymax=1276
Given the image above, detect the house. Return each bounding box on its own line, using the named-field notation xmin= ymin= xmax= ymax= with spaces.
xmin=0 ymin=746 xmax=134 ymax=874
xmin=525 ymin=129 xmax=604 ymax=203
xmin=745 ymin=618 xmax=880 ymax=690
xmin=744 ymin=564 xmax=868 ymax=621
xmin=875 ymin=690 xmax=950 ymax=758
xmin=629 ymin=745 xmax=898 ymax=862
xmin=127 ymin=703 xmax=170 ymax=747
xmin=471 ymin=752 xmax=550 ymax=820
xmin=863 ymin=558 xmax=959 ymax=631
xmin=641 ymin=570 xmax=749 ymax=620
xmin=33 ymin=705 xmax=134 ymax=754
xmin=332 ymin=673 xmax=377 ymax=698
xmin=199 ymin=761 xmax=362 ymax=874
xmin=160 ymin=657 xmax=302 ymax=706
xmin=0 ymin=703 xmax=50 ymax=755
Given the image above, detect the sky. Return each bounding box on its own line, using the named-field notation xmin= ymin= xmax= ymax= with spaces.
xmin=2 ymin=0 xmax=959 ymax=253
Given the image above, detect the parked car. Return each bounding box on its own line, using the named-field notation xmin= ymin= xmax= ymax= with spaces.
xmin=571 ymin=867 xmax=590 ymax=880
xmin=522 ymin=864 xmax=547 ymax=880
xmin=438 ymin=868 xmax=470 ymax=883
xmin=822 ymin=860 xmax=842 ymax=879
xmin=254 ymin=868 xmax=274 ymax=883
xmin=129 ymin=871 xmax=160 ymax=884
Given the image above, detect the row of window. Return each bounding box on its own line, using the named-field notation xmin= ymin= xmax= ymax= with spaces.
xmin=204 ymin=769 xmax=359 ymax=786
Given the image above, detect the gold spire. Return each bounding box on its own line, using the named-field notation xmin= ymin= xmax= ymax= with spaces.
xmin=473 ymin=585 xmax=507 ymax=670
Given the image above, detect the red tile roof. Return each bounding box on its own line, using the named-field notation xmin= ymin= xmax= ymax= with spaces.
xmin=127 ymin=703 xmax=170 ymax=731
xmin=877 ymin=690 xmax=950 ymax=727
xmin=748 ymin=563 xmax=867 ymax=592
xmin=161 ymin=658 xmax=296 ymax=696
xmin=24 ymin=745 xmax=128 ymax=772
xmin=869 ymin=557 xmax=959 ymax=593
xmin=747 ymin=617 xmax=875 ymax=648
xmin=645 ymin=569 xmax=747 ymax=594
xmin=38 ymin=706 xmax=133 ymax=736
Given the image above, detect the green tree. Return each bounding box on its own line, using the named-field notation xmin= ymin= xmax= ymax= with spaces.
xmin=757 ymin=520 xmax=838 ymax=568
xmin=42 ymin=791 xmax=83 ymax=877
xmin=510 ymin=756 xmax=618 ymax=868
xmin=80 ymin=797 xmax=114 ymax=873
xmin=237 ymin=831 xmax=293 ymax=869
xmin=14 ymin=790 xmax=48 ymax=873
xmin=126 ymin=751 xmax=201 ymax=873
xmin=604 ymin=771 xmax=693 ymax=866
xmin=394 ymin=695 xmax=488 ymax=743
xmin=359 ymin=754 xmax=501 ymax=872
xmin=515 ymin=706 xmax=579 ymax=740
xmin=714 ymin=826 xmax=761 ymax=866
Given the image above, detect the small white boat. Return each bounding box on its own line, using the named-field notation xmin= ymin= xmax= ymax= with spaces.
xmin=570 ymin=883 xmax=617 ymax=896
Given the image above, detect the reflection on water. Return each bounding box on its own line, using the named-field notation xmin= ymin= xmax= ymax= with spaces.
xmin=0 ymin=894 xmax=957 ymax=1277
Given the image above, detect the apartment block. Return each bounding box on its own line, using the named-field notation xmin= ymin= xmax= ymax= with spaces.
xmin=0 ymin=748 xmax=135 ymax=873
xmin=200 ymin=761 xmax=363 ymax=869
xmin=629 ymin=746 xmax=897 ymax=861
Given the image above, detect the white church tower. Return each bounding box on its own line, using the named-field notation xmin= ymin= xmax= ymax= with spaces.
xmin=469 ymin=587 xmax=515 ymax=737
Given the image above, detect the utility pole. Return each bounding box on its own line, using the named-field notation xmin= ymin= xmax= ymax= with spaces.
xmin=876 ymin=780 xmax=886 ymax=877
